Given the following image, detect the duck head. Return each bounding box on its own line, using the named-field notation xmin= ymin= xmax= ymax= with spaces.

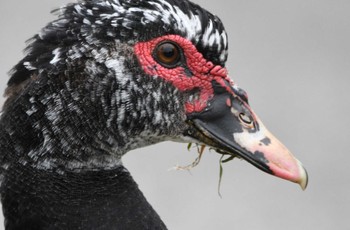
xmin=3 ymin=0 xmax=307 ymax=189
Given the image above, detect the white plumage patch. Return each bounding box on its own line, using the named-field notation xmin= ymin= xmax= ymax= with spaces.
xmin=50 ymin=48 xmax=62 ymax=65
xmin=131 ymin=0 xmax=228 ymax=60
xmin=72 ymin=0 xmax=228 ymax=62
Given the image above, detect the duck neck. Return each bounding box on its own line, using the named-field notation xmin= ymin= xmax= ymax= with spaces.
xmin=1 ymin=163 xmax=167 ymax=230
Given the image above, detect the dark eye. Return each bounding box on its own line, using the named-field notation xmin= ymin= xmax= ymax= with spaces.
xmin=154 ymin=42 xmax=181 ymax=67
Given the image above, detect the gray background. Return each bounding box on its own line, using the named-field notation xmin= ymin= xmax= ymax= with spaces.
xmin=0 ymin=0 xmax=349 ymax=229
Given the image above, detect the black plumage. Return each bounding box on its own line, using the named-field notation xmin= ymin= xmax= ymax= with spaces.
xmin=0 ymin=0 xmax=308 ymax=229
xmin=2 ymin=164 xmax=166 ymax=229
xmin=0 ymin=1 xmax=225 ymax=228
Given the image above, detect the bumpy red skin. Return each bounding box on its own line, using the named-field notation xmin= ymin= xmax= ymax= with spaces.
xmin=134 ymin=35 xmax=234 ymax=113
xmin=135 ymin=35 xmax=308 ymax=189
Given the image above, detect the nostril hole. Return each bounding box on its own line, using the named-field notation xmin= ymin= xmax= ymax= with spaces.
xmin=239 ymin=113 xmax=253 ymax=125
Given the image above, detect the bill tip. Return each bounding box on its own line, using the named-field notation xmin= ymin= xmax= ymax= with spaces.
xmin=298 ymin=163 xmax=308 ymax=191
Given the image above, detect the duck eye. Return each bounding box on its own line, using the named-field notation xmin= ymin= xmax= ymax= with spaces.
xmin=154 ymin=42 xmax=181 ymax=67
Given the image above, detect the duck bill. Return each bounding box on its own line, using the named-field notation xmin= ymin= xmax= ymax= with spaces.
xmin=186 ymin=84 xmax=308 ymax=190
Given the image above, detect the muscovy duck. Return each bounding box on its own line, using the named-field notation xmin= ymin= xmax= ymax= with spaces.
xmin=0 ymin=0 xmax=308 ymax=229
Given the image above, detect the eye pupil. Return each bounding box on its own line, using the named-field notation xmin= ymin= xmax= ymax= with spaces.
xmin=155 ymin=42 xmax=181 ymax=67
xmin=161 ymin=44 xmax=176 ymax=58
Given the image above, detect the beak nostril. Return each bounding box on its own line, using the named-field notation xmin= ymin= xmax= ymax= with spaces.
xmin=239 ymin=113 xmax=253 ymax=125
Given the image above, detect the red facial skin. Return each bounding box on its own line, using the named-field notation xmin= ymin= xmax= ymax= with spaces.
xmin=134 ymin=34 xmax=234 ymax=114
xmin=134 ymin=35 xmax=308 ymax=189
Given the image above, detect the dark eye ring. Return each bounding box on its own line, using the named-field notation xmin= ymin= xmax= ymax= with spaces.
xmin=154 ymin=41 xmax=181 ymax=68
